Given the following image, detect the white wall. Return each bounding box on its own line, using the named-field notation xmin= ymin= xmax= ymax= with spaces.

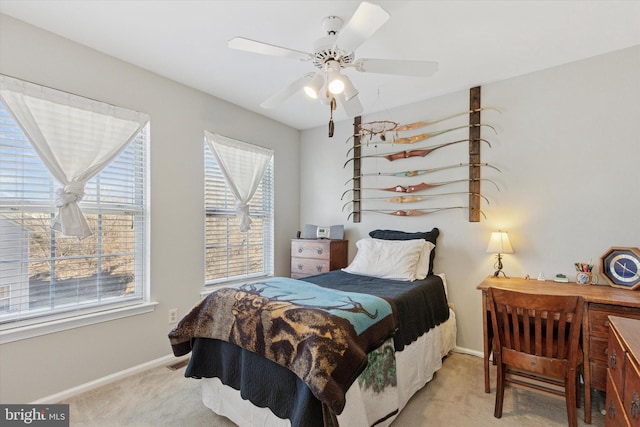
xmin=0 ymin=14 xmax=300 ymax=403
xmin=300 ymin=44 xmax=640 ymax=354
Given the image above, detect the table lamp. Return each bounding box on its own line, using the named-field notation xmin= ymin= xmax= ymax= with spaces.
xmin=487 ymin=231 xmax=514 ymax=278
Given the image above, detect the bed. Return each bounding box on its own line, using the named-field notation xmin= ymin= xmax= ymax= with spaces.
xmin=169 ymin=228 xmax=456 ymax=427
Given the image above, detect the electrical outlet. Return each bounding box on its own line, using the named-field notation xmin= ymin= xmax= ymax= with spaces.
xmin=168 ymin=308 xmax=178 ymax=324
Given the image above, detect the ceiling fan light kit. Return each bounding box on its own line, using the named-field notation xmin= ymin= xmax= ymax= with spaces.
xmin=327 ymin=70 xmax=345 ymax=95
xmin=228 ymin=1 xmax=439 ymax=133
xmin=340 ymin=75 xmax=359 ymax=101
xmin=328 ymin=79 xmax=344 ymax=95
xmin=303 ymin=72 xmax=324 ymax=99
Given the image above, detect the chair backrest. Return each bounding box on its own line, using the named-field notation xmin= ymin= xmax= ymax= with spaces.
xmin=488 ymin=288 xmax=584 ymax=372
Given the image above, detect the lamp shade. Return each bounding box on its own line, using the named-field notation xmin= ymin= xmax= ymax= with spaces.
xmin=486 ymin=231 xmax=514 ymax=254
xmin=340 ymin=75 xmax=358 ymax=101
xmin=327 ymin=73 xmax=345 ymax=95
xmin=303 ymin=72 xmax=324 ymax=99
xmin=325 ymin=60 xmax=344 ymax=95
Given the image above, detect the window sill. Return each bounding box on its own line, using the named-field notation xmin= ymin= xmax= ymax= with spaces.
xmin=0 ymin=301 xmax=158 ymax=344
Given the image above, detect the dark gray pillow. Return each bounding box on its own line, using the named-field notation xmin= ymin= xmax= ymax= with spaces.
xmin=368 ymin=228 xmax=439 ymax=275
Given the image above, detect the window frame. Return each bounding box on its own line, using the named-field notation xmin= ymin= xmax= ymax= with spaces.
xmin=203 ymin=139 xmax=274 ymax=288
xmin=0 ymin=93 xmax=153 ymax=344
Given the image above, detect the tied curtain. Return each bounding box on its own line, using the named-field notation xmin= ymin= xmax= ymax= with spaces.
xmin=0 ymin=75 xmax=149 ymax=239
xmin=205 ymin=131 xmax=273 ymax=232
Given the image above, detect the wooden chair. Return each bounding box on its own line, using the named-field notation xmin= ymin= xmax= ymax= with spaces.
xmin=487 ymin=287 xmax=585 ymax=427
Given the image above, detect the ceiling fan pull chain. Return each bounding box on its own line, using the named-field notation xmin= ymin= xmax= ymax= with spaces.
xmin=328 ymin=97 xmax=336 ymax=137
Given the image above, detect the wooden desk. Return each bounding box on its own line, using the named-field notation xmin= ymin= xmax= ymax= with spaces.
xmin=477 ymin=276 xmax=640 ymax=424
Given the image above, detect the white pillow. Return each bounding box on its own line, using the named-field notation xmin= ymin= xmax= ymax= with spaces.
xmin=414 ymin=240 xmax=436 ymax=280
xmin=342 ymin=238 xmax=427 ymax=281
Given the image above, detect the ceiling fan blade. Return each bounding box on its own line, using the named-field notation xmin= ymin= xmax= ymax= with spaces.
xmin=228 ymin=37 xmax=311 ymax=61
xmin=260 ymin=73 xmax=314 ymax=109
xmin=337 ymin=93 xmax=364 ymax=117
xmin=352 ymin=58 xmax=439 ymax=77
xmin=336 ymin=2 xmax=390 ymax=54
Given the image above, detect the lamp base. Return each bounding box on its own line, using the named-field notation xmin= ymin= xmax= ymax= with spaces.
xmin=492 ymin=253 xmax=510 ymax=278
xmin=493 ymin=269 xmax=510 ymax=278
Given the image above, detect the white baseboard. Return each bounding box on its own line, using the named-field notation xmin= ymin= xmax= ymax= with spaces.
xmin=32 ymin=347 xmax=485 ymax=404
xmin=451 ymin=346 xmax=484 ymax=358
xmin=32 ymin=353 xmax=189 ymax=404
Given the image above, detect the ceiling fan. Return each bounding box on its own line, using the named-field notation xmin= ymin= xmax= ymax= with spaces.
xmin=228 ymin=1 xmax=439 ymax=120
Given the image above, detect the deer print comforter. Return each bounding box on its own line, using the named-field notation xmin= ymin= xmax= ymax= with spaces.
xmin=168 ymin=277 xmax=398 ymax=415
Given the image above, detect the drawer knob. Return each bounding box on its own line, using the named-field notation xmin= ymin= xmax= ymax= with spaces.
xmin=610 ymin=349 xmax=617 ymax=369
xmin=316 ymin=265 xmax=323 ymax=272
xmin=298 ymin=248 xmax=303 ymax=253
xmin=297 ymin=264 xmax=303 ymax=270
xmin=316 ymin=248 xmax=323 ymax=255
xmin=631 ymin=392 xmax=640 ymax=419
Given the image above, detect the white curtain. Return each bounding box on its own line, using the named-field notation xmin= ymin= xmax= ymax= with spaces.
xmin=0 ymin=75 xmax=149 ymax=239
xmin=205 ymin=131 xmax=273 ymax=232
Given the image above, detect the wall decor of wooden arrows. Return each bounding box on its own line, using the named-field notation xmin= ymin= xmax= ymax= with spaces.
xmin=344 ymin=86 xmax=500 ymax=223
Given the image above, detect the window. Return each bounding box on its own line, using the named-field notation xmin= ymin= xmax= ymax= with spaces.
xmin=0 ymin=101 xmax=148 ymax=328
xmin=204 ymin=140 xmax=274 ymax=284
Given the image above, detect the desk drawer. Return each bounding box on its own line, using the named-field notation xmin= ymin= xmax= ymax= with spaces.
xmin=609 ymin=327 xmax=626 ymax=398
xmin=624 ymin=354 xmax=640 ymax=426
xmin=592 ymin=336 xmax=610 ymax=363
xmin=592 ymin=362 xmax=608 ymax=392
xmin=590 ymin=304 xmax=640 ymax=337
xmin=607 ymin=370 xmax=631 ymax=427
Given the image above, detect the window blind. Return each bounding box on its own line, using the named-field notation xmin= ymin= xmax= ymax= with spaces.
xmin=0 ymin=102 xmax=147 ymax=326
xmin=204 ymin=140 xmax=274 ymax=284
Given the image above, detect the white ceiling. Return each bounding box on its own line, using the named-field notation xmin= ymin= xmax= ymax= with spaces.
xmin=1 ymin=1 xmax=639 ymax=130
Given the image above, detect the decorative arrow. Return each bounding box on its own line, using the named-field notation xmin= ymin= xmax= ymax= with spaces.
xmin=341 ymin=178 xmax=499 ymax=200
xmin=346 ymin=206 xmax=487 ymax=221
xmin=352 ymin=107 xmax=501 ymax=142
xmin=344 ymin=162 xmax=501 ymax=184
xmin=343 ymin=138 xmax=491 ymax=167
xmin=341 ymin=192 xmax=490 ymax=211
xmin=346 ymin=123 xmax=497 ymax=156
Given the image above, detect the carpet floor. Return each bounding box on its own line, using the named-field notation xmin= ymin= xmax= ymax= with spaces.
xmin=61 ymin=352 xmax=606 ymax=426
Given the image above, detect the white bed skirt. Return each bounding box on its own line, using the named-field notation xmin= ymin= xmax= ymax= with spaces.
xmin=200 ymin=308 xmax=457 ymax=427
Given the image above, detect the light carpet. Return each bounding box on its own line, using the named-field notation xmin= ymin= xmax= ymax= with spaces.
xmin=61 ymin=352 xmax=606 ymax=426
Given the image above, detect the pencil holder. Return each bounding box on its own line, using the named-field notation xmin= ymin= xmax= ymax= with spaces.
xmin=576 ymin=271 xmax=598 ymax=285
